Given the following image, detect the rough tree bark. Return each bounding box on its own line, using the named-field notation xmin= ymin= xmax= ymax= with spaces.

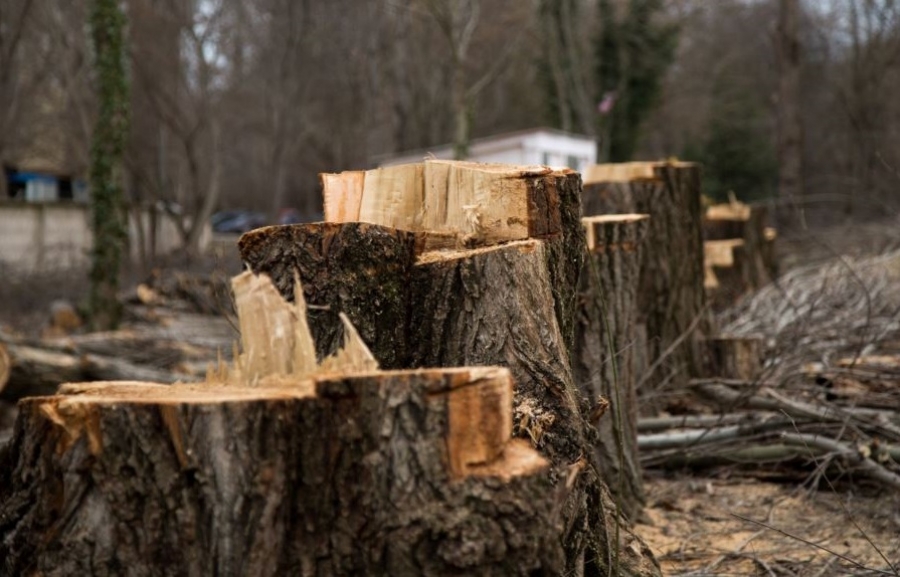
xmin=583 ymin=162 xmax=707 ymax=409
xmin=574 ymin=215 xmax=649 ymax=521
xmin=0 ymin=369 xmax=564 ymax=576
xmin=0 ymin=272 xmax=565 ymax=575
xmin=241 ymin=163 xmax=661 ymax=577
xmin=777 ymin=0 xmax=803 ymax=226
xmin=239 ymin=222 xmax=419 ymax=369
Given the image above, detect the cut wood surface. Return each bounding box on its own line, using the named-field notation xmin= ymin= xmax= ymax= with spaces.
xmin=583 ymin=162 xmax=708 ymax=407
xmin=575 ymin=214 xmax=650 ymax=521
xmin=321 ymin=160 xmax=564 ymax=247
xmin=703 ymin=200 xmax=778 ymax=302
xmin=0 ymin=271 xmax=564 ymax=576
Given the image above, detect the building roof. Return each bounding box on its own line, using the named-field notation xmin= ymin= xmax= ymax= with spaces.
xmin=373 ymin=127 xmax=596 ymax=166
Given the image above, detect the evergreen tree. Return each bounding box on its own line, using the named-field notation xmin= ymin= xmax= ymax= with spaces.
xmin=88 ymin=0 xmax=130 ymax=330
xmin=693 ymin=84 xmax=777 ymax=203
xmin=596 ymin=0 xmax=678 ymax=162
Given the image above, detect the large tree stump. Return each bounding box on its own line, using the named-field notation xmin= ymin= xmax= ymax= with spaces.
xmin=583 ymin=162 xmax=707 ymax=407
xmin=238 ymin=222 xmax=418 ymax=369
xmin=0 ymin=370 xmax=563 ymax=576
xmin=0 ymin=272 xmax=565 ymax=576
xmin=240 ymin=162 xmax=661 ymax=577
xmin=574 ymin=215 xmax=650 ymax=521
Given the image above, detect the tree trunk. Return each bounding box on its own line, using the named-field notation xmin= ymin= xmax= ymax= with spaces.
xmin=239 ymin=222 xmax=419 ymax=369
xmin=574 ymin=214 xmax=649 ymax=521
xmin=0 ymin=368 xmax=566 ymax=576
xmin=88 ymin=0 xmax=130 ymax=330
xmin=583 ymin=162 xmax=708 ymax=411
xmin=240 ymin=164 xmax=661 ymax=577
xmin=777 ymin=0 xmax=803 ymax=226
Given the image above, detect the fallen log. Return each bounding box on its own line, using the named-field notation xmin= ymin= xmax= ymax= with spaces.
xmin=0 ymin=271 xmax=565 ymax=576
xmin=0 ymin=340 xmax=181 ymax=400
xmin=574 ymin=214 xmax=650 ymax=520
xmin=583 ymin=162 xmax=708 ymax=406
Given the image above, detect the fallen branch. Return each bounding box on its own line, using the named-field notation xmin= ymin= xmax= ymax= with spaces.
xmin=780 ymin=432 xmax=900 ymax=491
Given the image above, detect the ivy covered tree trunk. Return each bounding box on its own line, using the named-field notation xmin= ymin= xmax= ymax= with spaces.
xmin=88 ymin=0 xmax=130 ymax=330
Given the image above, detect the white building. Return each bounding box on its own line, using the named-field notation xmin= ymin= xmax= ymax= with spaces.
xmin=378 ymin=127 xmax=597 ymax=173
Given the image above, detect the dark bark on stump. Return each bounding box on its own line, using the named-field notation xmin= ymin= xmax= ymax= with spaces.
xmin=238 ymin=222 xmax=418 ymax=369
xmin=574 ymin=216 xmax=649 ymax=521
xmin=704 ymin=336 xmax=764 ymax=381
xmin=0 ymin=370 xmax=563 ymax=577
xmin=583 ymin=163 xmax=707 ymax=408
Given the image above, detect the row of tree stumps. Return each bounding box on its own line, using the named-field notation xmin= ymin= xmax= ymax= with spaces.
xmin=0 ymin=160 xmax=710 ymax=576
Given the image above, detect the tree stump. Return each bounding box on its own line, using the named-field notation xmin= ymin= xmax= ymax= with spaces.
xmin=240 ymin=161 xmax=661 ymax=577
xmin=704 ymin=336 xmax=764 ymax=381
xmin=0 ymin=272 xmax=564 ymax=576
xmin=574 ymin=215 xmax=650 ymax=521
xmin=704 ymin=200 xmax=778 ymax=300
xmin=238 ymin=222 xmax=418 ymax=369
xmin=583 ymin=162 xmax=707 ymax=408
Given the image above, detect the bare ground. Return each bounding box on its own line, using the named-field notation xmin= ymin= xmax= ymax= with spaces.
xmin=636 ymin=474 xmax=900 ymax=576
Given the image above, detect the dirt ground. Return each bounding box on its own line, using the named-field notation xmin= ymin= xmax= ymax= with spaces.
xmin=635 ymin=473 xmax=900 ymax=576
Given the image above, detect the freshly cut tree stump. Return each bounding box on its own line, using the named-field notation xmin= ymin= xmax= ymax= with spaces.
xmin=0 ymin=370 xmax=562 ymax=576
xmin=704 ymin=239 xmax=751 ymax=309
xmin=321 ymin=160 xmax=567 ymax=248
xmin=574 ymin=215 xmax=650 ymax=521
xmin=583 ymin=162 xmax=707 ymax=405
xmin=241 ymin=163 xmax=661 ymax=576
xmin=0 ymin=272 xmax=563 ymax=576
xmin=238 ymin=222 xmax=418 ymax=369
xmin=704 ymin=199 xmax=778 ymax=296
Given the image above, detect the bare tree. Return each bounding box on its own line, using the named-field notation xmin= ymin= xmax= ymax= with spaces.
xmin=0 ymin=0 xmax=36 ymax=198
xmin=777 ymin=0 xmax=804 ymax=223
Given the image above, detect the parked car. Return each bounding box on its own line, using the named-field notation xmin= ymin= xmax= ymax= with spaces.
xmin=211 ymin=211 xmax=268 ymax=233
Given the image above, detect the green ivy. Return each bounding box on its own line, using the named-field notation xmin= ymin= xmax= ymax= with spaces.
xmin=88 ymin=0 xmax=130 ymax=330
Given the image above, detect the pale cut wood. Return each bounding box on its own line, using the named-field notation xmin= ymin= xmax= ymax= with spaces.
xmin=583 ymin=160 xmax=695 ymax=184
xmin=321 ymin=170 xmax=364 ymax=222
xmin=321 ymin=160 xmax=559 ymax=247
xmin=220 ymin=270 xmax=377 ymax=386
xmin=705 ymin=239 xmax=744 ymax=268
xmin=359 ymin=162 xmax=424 ymax=231
xmin=0 ymin=343 xmax=8 ymax=394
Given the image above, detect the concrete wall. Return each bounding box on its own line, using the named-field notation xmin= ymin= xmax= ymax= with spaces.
xmin=0 ymin=202 xmax=203 ymax=273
